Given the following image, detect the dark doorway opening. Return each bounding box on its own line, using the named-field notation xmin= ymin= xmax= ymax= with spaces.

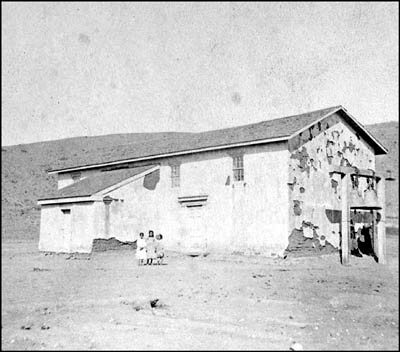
xmin=350 ymin=209 xmax=379 ymax=262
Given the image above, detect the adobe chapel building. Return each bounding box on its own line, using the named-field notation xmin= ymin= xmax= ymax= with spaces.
xmin=38 ymin=106 xmax=388 ymax=264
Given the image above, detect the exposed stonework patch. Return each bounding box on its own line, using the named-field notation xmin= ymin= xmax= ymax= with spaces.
xmin=293 ymin=200 xmax=302 ymax=216
xmin=284 ymin=228 xmax=337 ymax=258
xmin=342 ymin=141 xmax=356 ymax=153
xmin=288 ymin=113 xmax=341 ymax=152
xmin=288 ymin=116 xmax=375 ymax=256
xmin=290 ymin=146 xmax=311 ymax=176
xmin=92 ymin=237 xmax=136 ymax=252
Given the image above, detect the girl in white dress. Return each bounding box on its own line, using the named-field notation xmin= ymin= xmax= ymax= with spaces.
xmin=136 ymin=232 xmax=147 ymax=266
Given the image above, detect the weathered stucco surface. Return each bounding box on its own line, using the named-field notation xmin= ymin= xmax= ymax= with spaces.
xmin=39 ymin=202 xmax=95 ymax=253
xmin=287 ymin=113 xmax=376 ymax=255
xmin=104 ymin=143 xmax=289 ymax=256
xmin=42 ymin=142 xmax=289 ymax=255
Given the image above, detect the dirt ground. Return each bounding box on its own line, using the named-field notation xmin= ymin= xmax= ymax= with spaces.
xmin=2 ymin=233 xmax=398 ymax=350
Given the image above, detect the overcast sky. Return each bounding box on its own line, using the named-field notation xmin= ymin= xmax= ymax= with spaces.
xmin=2 ymin=2 xmax=398 ymax=146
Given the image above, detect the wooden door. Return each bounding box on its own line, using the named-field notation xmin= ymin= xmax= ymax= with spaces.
xmin=184 ymin=206 xmax=207 ymax=254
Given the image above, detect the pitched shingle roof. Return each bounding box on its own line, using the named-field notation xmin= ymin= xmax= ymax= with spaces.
xmin=39 ymin=165 xmax=156 ymax=200
xmin=49 ymin=105 xmax=386 ymax=173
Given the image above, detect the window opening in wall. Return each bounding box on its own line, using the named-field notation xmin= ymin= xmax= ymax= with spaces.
xmin=61 ymin=209 xmax=71 ymax=214
xmin=233 ymin=155 xmax=244 ymax=181
xmin=171 ymin=164 xmax=180 ymax=188
xmin=71 ymin=172 xmax=81 ymax=182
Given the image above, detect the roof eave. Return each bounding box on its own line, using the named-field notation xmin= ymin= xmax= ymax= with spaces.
xmin=37 ymin=196 xmax=98 ymax=205
xmin=339 ymin=106 xmax=388 ymax=155
xmin=47 ymin=136 xmax=290 ymax=175
xmin=38 ymin=165 xmax=160 ymax=204
xmin=288 ymin=105 xmax=388 ymax=155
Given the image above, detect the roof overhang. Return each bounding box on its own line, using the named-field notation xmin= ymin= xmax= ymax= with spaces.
xmin=288 ymin=106 xmax=388 ymax=155
xmin=47 ymin=106 xmax=388 ymax=175
xmin=37 ymin=196 xmax=98 ymax=205
xmin=37 ymin=165 xmax=160 ymax=204
xmin=339 ymin=106 xmax=388 ymax=155
xmin=47 ymin=136 xmax=289 ymax=174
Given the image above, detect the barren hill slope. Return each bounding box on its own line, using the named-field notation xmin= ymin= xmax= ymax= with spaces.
xmin=2 ymin=122 xmax=398 ymax=241
xmin=366 ymin=121 xmax=399 ymax=226
xmin=1 ymin=132 xmax=192 ymax=240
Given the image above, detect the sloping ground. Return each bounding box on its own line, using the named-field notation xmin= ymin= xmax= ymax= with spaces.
xmin=1 ymin=121 xmax=398 ymax=241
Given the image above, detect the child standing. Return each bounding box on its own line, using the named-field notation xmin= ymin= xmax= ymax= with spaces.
xmin=136 ymin=232 xmax=147 ymax=266
xmin=146 ymin=230 xmax=156 ymax=265
xmin=155 ymin=234 xmax=165 ymax=265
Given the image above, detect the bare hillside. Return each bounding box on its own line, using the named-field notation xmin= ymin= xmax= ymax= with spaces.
xmin=1 ymin=132 xmax=192 ymax=240
xmin=366 ymin=121 xmax=399 ymax=226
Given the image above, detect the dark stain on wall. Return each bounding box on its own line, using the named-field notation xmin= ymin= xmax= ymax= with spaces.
xmin=331 ymin=130 xmax=340 ymax=140
xmin=293 ymin=200 xmax=302 ymax=216
xmin=288 ymin=113 xmax=341 ymax=152
xmin=331 ymin=179 xmax=338 ymax=193
xmin=309 ymin=158 xmax=317 ymax=171
xmin=143 ymin=170 xmax=160 ymax=190
xmin=340 ymin=158 xmax=351 ymax=167
xmin=288 ymin=176 xmax=297 ymax=191
xmin=325 ymin=209 xmax=342 ymax=223
xmin=290 ymin=146 xmax=311 ymax=175
xmin=342 ymin=141 xmax=356 ymax=153
xmin=78 ymin=33 xmax=91 ymax=45
xmin=231 ymin=92 xmax=242 ymax=105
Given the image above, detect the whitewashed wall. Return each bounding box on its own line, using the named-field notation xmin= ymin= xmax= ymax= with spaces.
xmin=95 ymin=142 xmax=291 ymax=256
xmin=39 ymin=202 xmax=95 ymax=253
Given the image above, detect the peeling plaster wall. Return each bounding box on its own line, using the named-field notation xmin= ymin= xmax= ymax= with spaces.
xmin=89 ymin=143 xmax=289 ymax=256
xmin=39 ymin=202 xmax=95 ymax=253
xmin=287 ymin=113 xmax=376 ymax=254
